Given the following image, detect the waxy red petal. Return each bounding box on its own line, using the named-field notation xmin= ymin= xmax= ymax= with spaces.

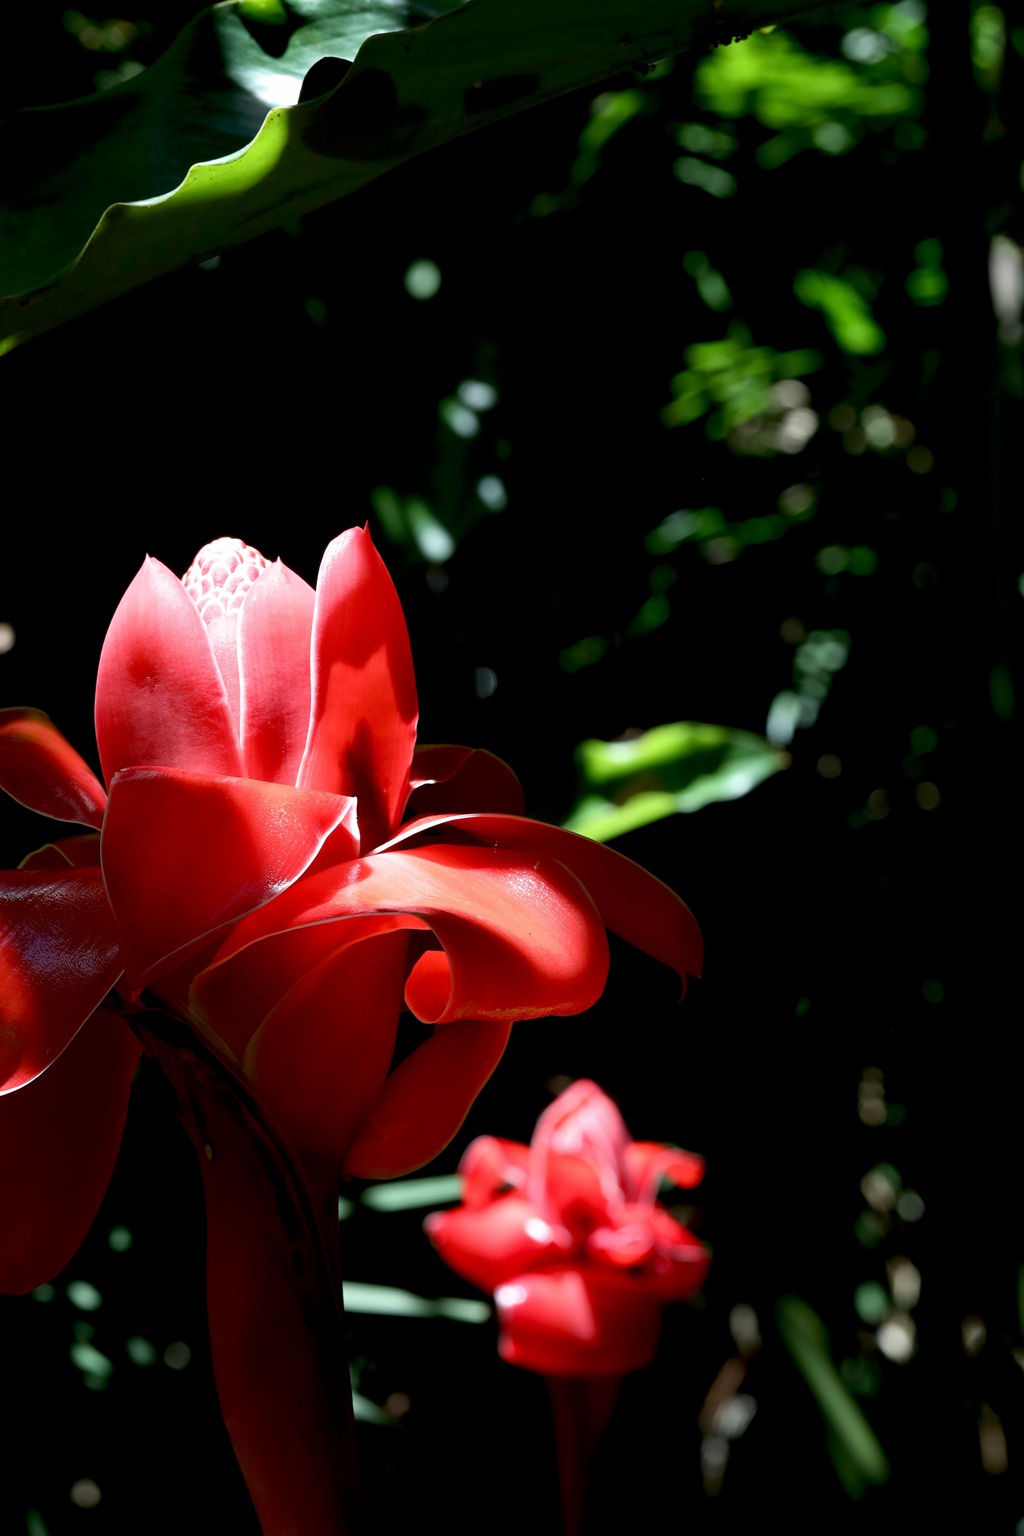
xmin=196 ymin=845 xmax=611 ymax=1025
xmin=0 ymin=1008 xmax=140 ymax=1293
xmin=95 ymin=556 xmax=244 ymax=783
xmin=382 ymin=812 xmax=703 ymax=991
xmin=102 ymin=768 xmax=359 ymax=990
xmin=191 ymin=913 xmax=425 ymax=1064
xmin=237 ymin=560 xmax=316 ymax=785
xmin=19 ymin=834 xmax=102 ymax=873
xmin=426 ymin=1195 xmax=573 ymax=1292
xmin=459 ymin=1135 xmax=532 ymax=1205
xmin=494 ymin=1267 xmax=664 ymax=1378
xmin=403 ymin=745 xmax=526 ymax=821
xmin=624 ymin=1141 xmax=705 ymax=1203
xmin=241 ymin=929 xmax=410 ymax=1165
xmin=343 ymin=1018 xmax=513 ymax=1179
xmin=0 ymin=867 xmax=122 ymax=1092
xmin=297 ymin=527 xmax=418 ymax=850
xmin=0 ymin=709 xmax=106 ymax=829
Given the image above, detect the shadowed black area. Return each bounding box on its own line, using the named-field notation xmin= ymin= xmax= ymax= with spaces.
xmin=298 ymin=56 xmax=354 ymax=105
xmin=302 ymin=66 xmax=430 ymax=159
xmin=463 ymin=73 xmax=539 ymax=116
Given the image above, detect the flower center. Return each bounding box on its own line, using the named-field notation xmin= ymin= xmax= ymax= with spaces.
xmin=182 ymin=538 xmax=269 ymax=625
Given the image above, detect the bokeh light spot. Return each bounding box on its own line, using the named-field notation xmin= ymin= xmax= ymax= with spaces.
xmin=404 ymin=260 xmax=441 ymax=300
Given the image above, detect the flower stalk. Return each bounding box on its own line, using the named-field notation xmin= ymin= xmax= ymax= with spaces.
xmin=134 ymin=1011 xmax=364 ymax=1536
xmin=545 ymin=1375 xmax=620 ymax=1536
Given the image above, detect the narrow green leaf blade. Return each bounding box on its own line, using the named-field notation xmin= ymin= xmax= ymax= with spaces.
xmin=342 ymin=1281 xmax=490 ymax=1321
xmin=361 ymin=1174 xmax=464 ymax=1210
xmin=776 ymin=1296 xmax=890 ymax=1490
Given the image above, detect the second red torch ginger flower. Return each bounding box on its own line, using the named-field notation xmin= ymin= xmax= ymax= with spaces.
xmin=427 ymin=1079 xmax=710 ymax=1377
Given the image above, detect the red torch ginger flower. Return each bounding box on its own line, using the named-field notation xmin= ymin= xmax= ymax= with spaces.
xmin=426 ymin=1079 xmax=710 ymax=1377
xmin=0 ymin=528 xmax=702 ymax=1295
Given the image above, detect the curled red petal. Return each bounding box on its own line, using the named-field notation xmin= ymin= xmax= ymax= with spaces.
xmin=0 ymin=867 xmax=122 ymax=1092
xmin=403 ymin=745 xmax=526 ymax=821
xmin=494 ymin=1267 xmax=665 ymax=1378
xmin=641 ymin=1222 xmax=711 ymax=1302
xmin=102 ymin=767 xmax=359 ymax=991
xmin=624 ymin=1141 xmax=705 ymax=1203
xmin=425 ymin=1196 xmax=573 ymax=1292
xmin=586 ymin=1223 xmax=657 ymax=1268
xmin=0 ymin=1007 xmax=140 ymax=1293
xmin=95 ymin=556 xmax=243 ymax=783
xmin=204 ymin=845 xmax=612 ymax=1024
xmin=458 ymin=1135 xmax=532 ymax=1207
xmin=0 ymin=708 xmax=106 ymax=828
xmin=297 ymin=527 xmax=418 ymax=850
xmin=343 ymin=1017 xmax=512 ymax=1179
xmin=241 ymin=929 xmax=411 ymax=1166
xmin=237 ymin=560 xmax=316 ymax=785
xmin=208 ymin=845 xmax=610 ymax=1024
xmin=380 ymin=812 xmax=703 ymax=993
xmin=535 ymin=1151 xmax=608 ymax=1231
xmin=191 ymin=913 xmax=425 ymax=1064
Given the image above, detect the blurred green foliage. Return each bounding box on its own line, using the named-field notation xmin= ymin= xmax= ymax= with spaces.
xmin=564 ymin=722 xmax=785 ymax=840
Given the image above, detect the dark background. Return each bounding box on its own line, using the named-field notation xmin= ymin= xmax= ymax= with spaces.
xmin=2 ymin=3 xmax=1023 ymax=1532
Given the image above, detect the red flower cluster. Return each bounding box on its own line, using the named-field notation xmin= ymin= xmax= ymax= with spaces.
xmin=427 ymin=1079 xmax=710 ymax=1377
xmin=0 ymin=529 xmax=701 ymax=1294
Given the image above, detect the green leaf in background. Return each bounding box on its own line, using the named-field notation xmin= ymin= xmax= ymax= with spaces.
xmin=776 ymin=1296 xmax=889 ymax=1498
xmin=351 ymin=1389 xmax=399 ymax=1424
xmin=0 ymin=0 xmax=843 ymax=349
xmin=794 ymin=268 xmax=886 ymax=356
xmin=342 ymin=1281 xmax=490 ymax=1322
xmin=360 ymin=1174 xmax=464 ymax=1211
xmin=663 ymin=320 xmax=822 ymax=436
xmin=694 ymin=17 xmax=925 ymax=168
xmin=563 ymin=721 xmax=786 ymax=842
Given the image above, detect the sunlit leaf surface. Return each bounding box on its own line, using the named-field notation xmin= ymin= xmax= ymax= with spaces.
xmin=564 ymin=721 xmax=786 ymax=841
xmin=1 ymin=0 xmax=840 ymax=347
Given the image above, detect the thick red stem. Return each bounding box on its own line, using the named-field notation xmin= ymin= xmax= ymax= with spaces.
xmin=545 ymin=1375 xmax=620 ymax=1536
xmin=135 ymin=1013 xmax=364 ymax=1536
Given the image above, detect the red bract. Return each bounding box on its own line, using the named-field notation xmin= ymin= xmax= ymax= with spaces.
xmin=0 ymin=528 xmax=702 ymax=1296
xmin=426 ymin=1079 xmax=710 ymax=1377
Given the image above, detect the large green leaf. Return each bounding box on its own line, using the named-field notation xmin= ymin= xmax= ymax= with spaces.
xmin=563 ymin=720 xmax=786 ymax=842
xmin=1 ymin=0 xmax=840 ymax=349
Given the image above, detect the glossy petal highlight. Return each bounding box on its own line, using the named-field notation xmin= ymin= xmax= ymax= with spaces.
xmin=0 ymin=867 xmax=122 ymax=1091
xmin=198 ymin=845 xmax=611 ymax=1025
xmin=405 ymin=745 xmax=526 ymax=820
xmin=343 ymin=1018 xmax=513 ymax=1179
xmin=298 ymin=527 xmax=418 ymax=849
xmin=0 ymin=1008 xmax=140 ymax=1292
xmin=237 ymin=559 xmax=316 ymax=785
xmin=95 ymin=556 xmax=244 ymax=783
xmin=103 ymin=767 xmax=359 ymax=989
xmin=242 ymin=929 xmax=411 ymax=1165
xmin=0 ymin=709 xmax=106 ymax=829
xmin=495 ymin=1268 xmax=665 ymax=1378
xmin=381 ymin=812 xmax=703 ymax=992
